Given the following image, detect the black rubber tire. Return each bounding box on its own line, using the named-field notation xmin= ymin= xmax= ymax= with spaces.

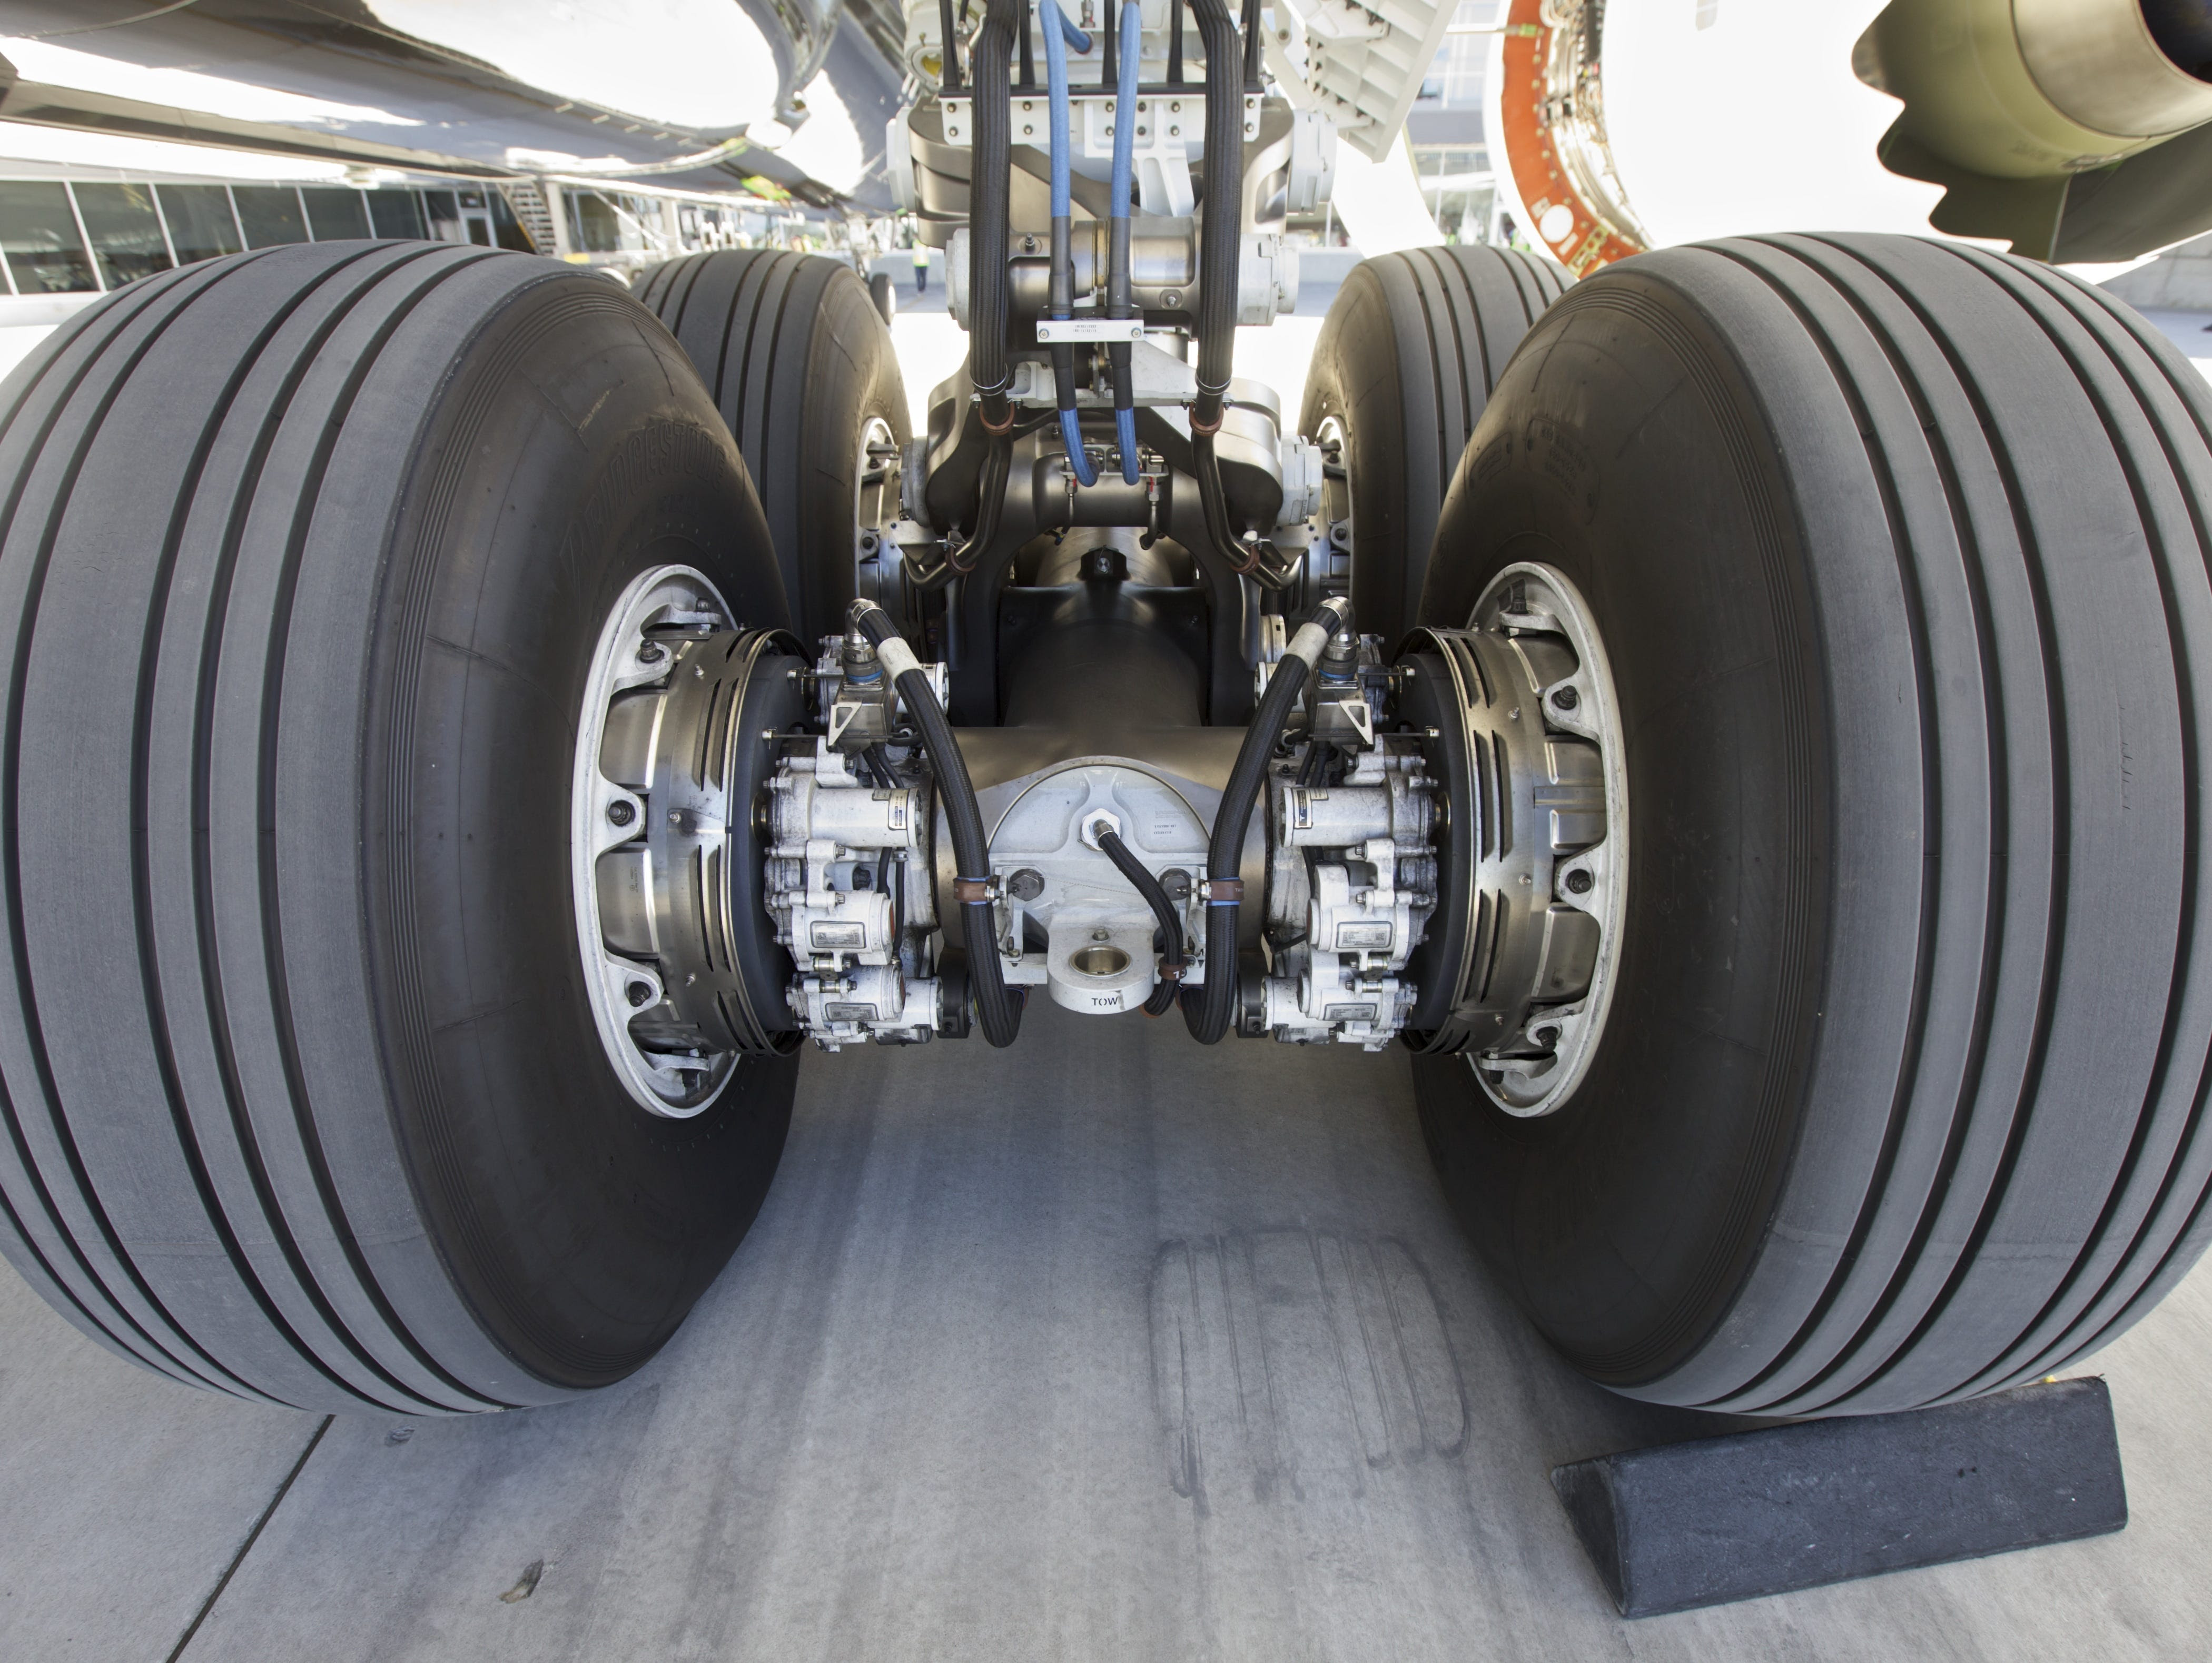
xmin=0 ymin=242 xmax=798 ymax=1414
xmin=1414 ymin=233 xmax=2212 ymax=1417
xmin=870 ymin=268 xmax=898 ymax=324
xmin=1300 ymin=245 xmax=1570 ymax=645
xmin=635 ymin=250 xmax=910 ymax=645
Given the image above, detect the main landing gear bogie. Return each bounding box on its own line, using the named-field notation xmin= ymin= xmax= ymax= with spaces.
xmin=0 ymin=21 xmax=2207 ymax=1435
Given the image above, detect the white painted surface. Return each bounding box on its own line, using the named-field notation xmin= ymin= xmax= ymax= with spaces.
xmin=0 ymin=325 xmax=57 ymax=385
xmin=364 ymin=1 xmax=781 ymax=131
xmin=0 ymin=34 xmax=423 ymax=128
xmin=0 ymin=120 xmax=361 ymax=183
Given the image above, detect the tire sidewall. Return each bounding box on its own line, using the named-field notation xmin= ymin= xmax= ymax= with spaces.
xmin=364 ymin=273 xmax=797 ymax=1390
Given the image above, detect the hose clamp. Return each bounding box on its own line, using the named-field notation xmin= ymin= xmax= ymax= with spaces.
xmin=954 ymin=875 xmax=1002 ymax=904
xmin=1200 ymin=878 xmax=1244 ymax=904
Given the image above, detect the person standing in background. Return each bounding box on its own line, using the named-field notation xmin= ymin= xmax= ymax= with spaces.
xmin=912 ymin=239 xmax=931 ymax=294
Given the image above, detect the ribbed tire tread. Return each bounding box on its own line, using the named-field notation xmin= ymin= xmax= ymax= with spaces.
xmin=635 ymin=249 xmax=908 ymax=641
xmin=1695 ymin=235 xmax=2212 ymax=1413
xmin=1302 ymin=244 xmax=1570 ymax=640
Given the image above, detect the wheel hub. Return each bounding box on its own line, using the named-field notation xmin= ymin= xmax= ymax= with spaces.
xmin=1400 ymin=563 xmax=1627 ymax=1116
xmin=572 ymin=566 xmax=803 ymax=1117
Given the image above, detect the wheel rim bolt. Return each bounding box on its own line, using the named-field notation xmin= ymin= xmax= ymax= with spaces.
xmin=607 ymin=800 xmax=635 ymax=827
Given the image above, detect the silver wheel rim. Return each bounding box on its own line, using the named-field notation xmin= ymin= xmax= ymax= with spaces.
xmin=1467 ymin=562 xmax=1628 ymax=1118
xmin=572 ymin=563 xmax=739 ymax=1118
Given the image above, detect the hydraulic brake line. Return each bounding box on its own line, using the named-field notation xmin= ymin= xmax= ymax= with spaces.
xmin=852 ymin=601 xmax=1024 ymax=1047
xmin=1186 ymin=597 xmax=1356 ymax=1043
xmin=909 ymin=435 xmax=1011 ymax=589
xmin=1095 ymin=824 xmax=1186 ymax=1016
xmin=1180 ymin=0 xmax=1269 ymax=582
xmin=1109 ymin=0 xmax=1141 ymax=483
xmin=1186 ymin=0 xmax=1241 ymax=436
xmin=1041 ymin=0 xmax=1099 ymax=489
xmin=967 ymin=0 xmax=1020 ymax=434
xmin=907 ymin=0 xmax=1022 ymax=592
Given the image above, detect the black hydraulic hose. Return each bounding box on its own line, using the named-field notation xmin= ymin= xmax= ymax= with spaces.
xmin=1178 ymin=0 xmax=1253 ymax=580
xmin=1184 ymin=596 xmax=1354 ymax=1043
xmin=1185 ymin=654 xmax=1305 ymax=1042
xmin=1095 ymin=826 xmax=1186 ymax=1016
xmin=1187 ymin=0 xmax=1245 ymax=434
xmin=1169 ymin=0 xmax=1184 ymax=84
xmin=1143 ymin=964 xmax=1181 ymax=1016
xmin=907 ymin=434 xmax=1011 ymax=588
xmin=852 ymin=602 xmax=1022 ymax=1047
xmin=1191 ymin=433 xmax=1252 ymax=572
xmin=939 ymin=0 xmax=963 ymax=90
xmin=968 ymin=0 xmax=1020 ymax=433
xmin=1240 ymin=0 xmax=1262 ymax=86
xmin=914 ymin=0 xmax=1016 ymax=589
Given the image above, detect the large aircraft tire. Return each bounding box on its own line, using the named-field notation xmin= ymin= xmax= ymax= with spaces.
xmin=637 ymin=250 xmax=909 ymax=644
xmin=0 ymin=243 xmax=797 ymax=1414
xmin=1414 ymin=234 xmax=2212 ymax=1416
xmin=1301 ymin=245 xmax=1570 ymax=644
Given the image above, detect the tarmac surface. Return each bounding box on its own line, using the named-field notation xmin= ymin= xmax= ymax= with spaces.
xmin=3 ymin=1001 xmax=2209 ymax=1662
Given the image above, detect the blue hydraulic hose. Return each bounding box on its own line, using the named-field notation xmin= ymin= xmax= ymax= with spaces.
xmin=1041 ymin=0 xmax=1088 ymax=235
xmin=1111 ymin=0 xmax=1140 ymax=482
xmin=1042 ymin=0 xmax=1099 ymax=488
xmin=1113 ymin=401 xmax=1139 ymax=485
xmin=1114 ymin=404 xmax=1139 ymax=484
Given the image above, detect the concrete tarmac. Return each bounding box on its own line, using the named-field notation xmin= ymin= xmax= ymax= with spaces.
xmin=3 ymin=1001 xmax=2208 ymax=1661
